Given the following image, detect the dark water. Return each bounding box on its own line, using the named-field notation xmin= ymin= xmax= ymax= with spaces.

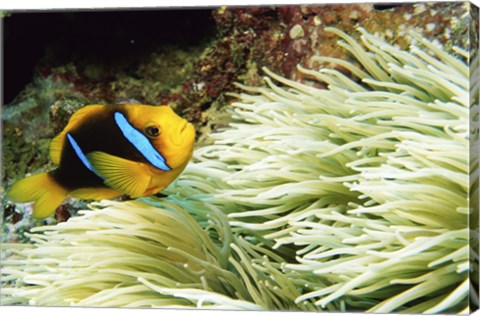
xmin=3 ymin=8 xmax=216 ymax=104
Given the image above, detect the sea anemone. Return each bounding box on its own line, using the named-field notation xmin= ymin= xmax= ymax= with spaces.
xmin=1 ymin=199 xmax=264 ymax=309
xmin=1 ymin=27 xmax=476 ymax=313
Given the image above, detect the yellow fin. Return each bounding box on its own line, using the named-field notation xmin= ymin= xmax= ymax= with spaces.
xmin=87 ymin=151 xmax=151 ymax=198
xmin=50 ymin=133 xmax=66 ymax=165
xmin=6 ymin=172 xmax=68 ymax=218
xmin=50 ymin=105 xmax=105 ymax=165
xmin=70 ymin=187 xmax=123 ymax=200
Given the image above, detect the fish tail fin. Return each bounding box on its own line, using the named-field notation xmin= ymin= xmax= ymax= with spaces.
xmin=6 ymin=172 xmax=68 ymax=218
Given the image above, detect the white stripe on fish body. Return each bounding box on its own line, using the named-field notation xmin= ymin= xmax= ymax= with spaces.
xmin=67 ymin=133 xmax=105 ymax=179
xmin=113 ymin=111 xmax=171 ymax=171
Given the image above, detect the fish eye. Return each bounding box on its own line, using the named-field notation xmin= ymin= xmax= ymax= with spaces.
xmin=145 ymin=125 xmax=161 ymax=138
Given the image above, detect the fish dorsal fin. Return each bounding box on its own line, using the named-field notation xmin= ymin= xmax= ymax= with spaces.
xmin=50 ymin=133 xmax=66 ymax=165
xmin=87 ymin=151 xmax=152 ymax=198
xmin=50 ymin=105 xmax=105 ymax=165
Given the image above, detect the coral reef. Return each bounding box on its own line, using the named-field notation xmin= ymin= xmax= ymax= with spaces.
xmin=2 ymin=25 xmax=476 ymax=313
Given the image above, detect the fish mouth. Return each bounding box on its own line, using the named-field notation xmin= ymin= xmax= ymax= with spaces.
xmin=180 ymin=121 xmax=193 ymax=134
xmin=171 ymin=121 xmax=194 ymax=146
xmin=180 ymin=121 xmax=188 ymax=133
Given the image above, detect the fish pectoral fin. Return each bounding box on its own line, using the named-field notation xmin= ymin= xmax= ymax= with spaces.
xmin=87 ymin=151 xmax=151 ymax=198
xmin=50 ymin=105 xmax=105 ymax=165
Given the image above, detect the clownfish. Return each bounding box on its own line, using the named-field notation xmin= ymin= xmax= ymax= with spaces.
xmin=6 ymin=104 xmax=195 ymax=218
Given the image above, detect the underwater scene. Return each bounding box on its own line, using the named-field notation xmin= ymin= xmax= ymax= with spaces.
xmin=1 ymin=2 xmax=479 ymax=314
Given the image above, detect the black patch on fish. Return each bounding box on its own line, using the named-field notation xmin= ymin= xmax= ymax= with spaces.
xmin=50 ymin=105 xmax=157 ymax=191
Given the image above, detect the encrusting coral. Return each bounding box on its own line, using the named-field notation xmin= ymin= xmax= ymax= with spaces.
xmin=1 ymin=27 xmax=477 ymax=313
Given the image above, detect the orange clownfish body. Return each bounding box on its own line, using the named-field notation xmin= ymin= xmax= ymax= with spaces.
xmin=6 ymin=104 xmax=195 ymax=218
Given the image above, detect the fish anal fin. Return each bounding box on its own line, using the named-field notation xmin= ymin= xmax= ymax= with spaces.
xmin=70 ymin=187 xmax=123 ymax=200
xmin=6 ymin=172 xmax=68 ymax=218
xmin=50 ymin=105 xmax=105 ymax=165
xmin=87 ymin=151 xmax=151 ymax=198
